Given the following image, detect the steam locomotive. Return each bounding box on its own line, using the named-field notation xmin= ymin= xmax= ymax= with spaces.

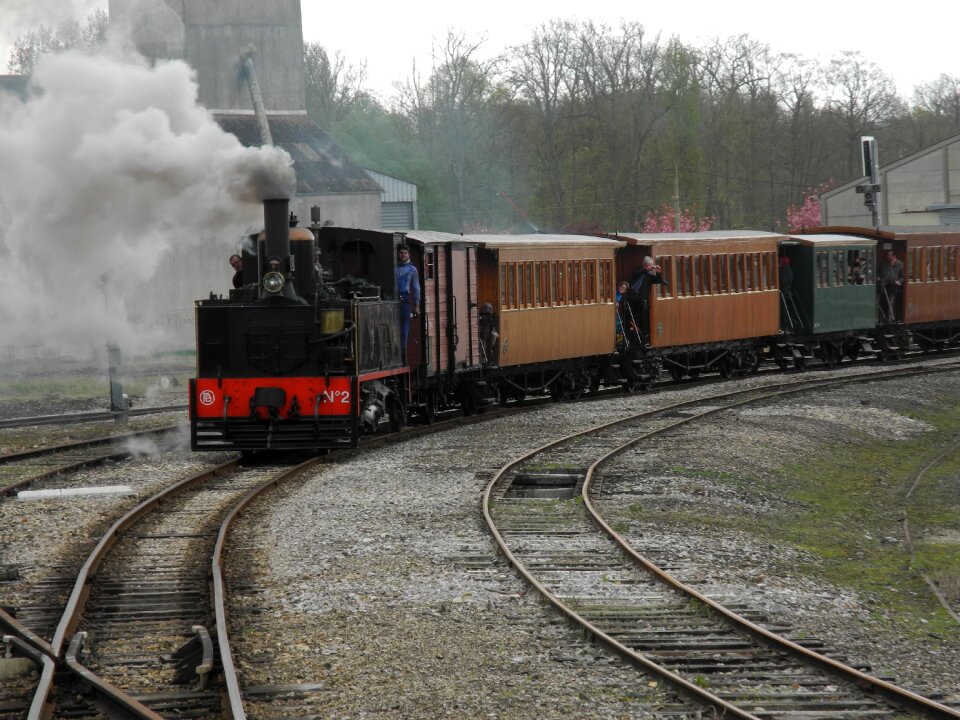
xmin=189 ymin=198 xmax=960 ymax=451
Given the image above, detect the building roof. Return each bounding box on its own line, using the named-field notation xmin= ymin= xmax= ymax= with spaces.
xmin=823 ymin=132 xmax=960 ymax=199
xmin=215 ymin=113 xmax=382 ymax=195
xmin=0 ymin=75 xmax=29 ymax=101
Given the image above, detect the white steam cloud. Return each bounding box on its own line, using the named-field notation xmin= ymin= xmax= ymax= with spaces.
xmin=0 ymin=48 xmax=296 ymax=354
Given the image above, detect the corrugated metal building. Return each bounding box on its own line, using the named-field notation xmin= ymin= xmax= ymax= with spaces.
xmin=821 ymin=133 xmax=960 ymax=227
xmin=365 ymin=169 xmax=418 ymax=230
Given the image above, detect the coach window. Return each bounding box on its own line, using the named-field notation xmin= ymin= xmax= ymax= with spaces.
xmin=947 ymin=246 xmax=958 ymax=281
xmin=554 ymin=261 xmax=565 ymax=305
xmin=711 ymin=255 xmax=720 ymax=293
xmin=863 ymin=248 xmax=876 ymax=283
xmin=659 ymin=256 xmax=673 ymax=298
xmin=509 ymin=263 xmax=519 ymax=308
xmin=930 ymin=246 xmax=942 ymax=282
xmin=600 ymin=259 xmax=612 ymax=302
xmin=816 ymin=251 xmax=828 ymax=288
xmin=584 ymin=260 xmax=597 ymax=303
xmin=516 ymin=263 xmax=525 ymax=306
xmin=907 ymin=247 xmax=920 ymax=282
xmin=525 ymin=262 xmax=535 ymax=305
xmin=424 ymin=250 xmax=436 ymax=280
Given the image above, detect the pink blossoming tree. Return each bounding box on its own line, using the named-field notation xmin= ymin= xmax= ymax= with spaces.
xmin=638 ymin=204 xmax=715 ymax=233
xmin=784 ymin=181 xmax=835 ymax=232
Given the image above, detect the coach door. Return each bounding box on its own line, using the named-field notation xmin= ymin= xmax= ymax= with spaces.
xmin=448 ymin=245 xmax=479 ymax=370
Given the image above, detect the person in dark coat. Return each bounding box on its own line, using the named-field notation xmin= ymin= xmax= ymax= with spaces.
xmin=628 ymin=256 xmax=666 ymax=344
xmin=878 ymin=249 xmax=904 ymax=321
xmin=229 ymin=254 xmax=243 ymax=289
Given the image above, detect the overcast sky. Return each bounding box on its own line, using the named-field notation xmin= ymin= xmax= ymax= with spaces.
xmin=1 ymin=1 xmax=956 ymax=100
xmin=301 ymin=0 xmax=958 ymax=100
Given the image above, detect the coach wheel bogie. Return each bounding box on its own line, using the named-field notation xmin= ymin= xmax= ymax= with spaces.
xmin=669 ymin=366 xmax=685 ymax=383
xmin=718 ymin=357 xmax=733 ymax=379
xmin=772 ymin=346 xmax=789 ymax=370
xmin=793 ymin=355 xmax=806 ymax=371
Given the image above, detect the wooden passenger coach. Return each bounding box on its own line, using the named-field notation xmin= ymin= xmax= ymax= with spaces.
xmin=612 ymin=231 xmax=783 ymax=348
xmin=468 ymin=235 xmax=623 ymax=367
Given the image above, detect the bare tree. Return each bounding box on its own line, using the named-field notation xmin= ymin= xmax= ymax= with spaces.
xmin=303 ymin=42 xmax=369 ymax=129
xmin=508 ymin=20 xmax=581 ymax=227
xmin=824 ymin=52 xmax=905 ymax=178
xmin=396 ymin=32 xmax=500 ymax=231
xmin=7 ymin=9 xmax=108 ymax=75
xmin=912 ymin=74 xmax=960 ymax=138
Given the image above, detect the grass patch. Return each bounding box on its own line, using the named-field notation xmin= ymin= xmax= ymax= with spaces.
xmin=757 ymin=406 xmax=960 ymax=637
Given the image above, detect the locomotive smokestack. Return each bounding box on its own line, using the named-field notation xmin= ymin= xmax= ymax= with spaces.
xmin=260 ymin=197 xmax=301 ymax=302
xmin=263 ymin=198 xmax=290 ymax=261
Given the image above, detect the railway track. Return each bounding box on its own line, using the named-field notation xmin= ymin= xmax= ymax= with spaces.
xmin=484 ymin=362 xmax=960 ymax=719
xmin=1 ymin=455 xmax=329 ymax=719
xmin=3 ymin=356 xmax=958 ymax=718
xmin=0 ymin=405 xmax=188 ymax=431
xmin=0 ymin=426 xmax=184 ymax=496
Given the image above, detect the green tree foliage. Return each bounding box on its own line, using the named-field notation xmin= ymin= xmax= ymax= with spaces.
xmin=8 ymin=9 xmax=108 ymax=75
xmin=305 ymin=28 xmax=956 ymax=233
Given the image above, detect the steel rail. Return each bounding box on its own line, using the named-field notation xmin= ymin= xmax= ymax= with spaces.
xmin=50 ymin=459 xmax=240 ymax=657
xmin=212 ymin=455 xmax=325 ymax=720
xmin=0 ymin=404 xmax=188 ymax=430
xmin=579 ymin=381 xmax=960 ymax=719
xmin=26 ymin=460 xmax=241 ymax=720
xmin=63 ymin=632 xmax=167 ymax=720
xmin=0 ymin=424 xmax=183 ymax=466
xmin=483 ymin=362 xmax=960 ymax=719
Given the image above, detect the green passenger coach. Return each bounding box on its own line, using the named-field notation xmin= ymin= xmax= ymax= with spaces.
xmin=785 ymin=234 xmax=878 ymax=334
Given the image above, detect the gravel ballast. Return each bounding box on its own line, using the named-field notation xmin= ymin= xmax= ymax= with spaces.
xmin=226 ymin=362 xmax=960 ymax=718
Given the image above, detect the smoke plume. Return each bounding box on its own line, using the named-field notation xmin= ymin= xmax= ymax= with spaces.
xmin=0 ymin=48 xmax=296 ymax=354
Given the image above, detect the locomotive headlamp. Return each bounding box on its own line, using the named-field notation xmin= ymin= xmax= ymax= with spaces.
xmin=263 ymin=271 xmax=285 ymax=294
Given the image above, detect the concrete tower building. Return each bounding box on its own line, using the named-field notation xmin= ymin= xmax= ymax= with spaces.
xmin=106 ymin=0 xmax=383 ymax=345
xmin=108 ymin=0 xmax=381 ymax=226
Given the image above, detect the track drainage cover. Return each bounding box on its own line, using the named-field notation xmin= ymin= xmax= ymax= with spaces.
xmin=508 ymin=471 xmax=583 ymax=499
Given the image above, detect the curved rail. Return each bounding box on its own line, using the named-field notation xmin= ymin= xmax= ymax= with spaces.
xmin=212 ymin=456 xmax=325 ymax=720
xmin=483 ymin=363 xmax=960 ymax=718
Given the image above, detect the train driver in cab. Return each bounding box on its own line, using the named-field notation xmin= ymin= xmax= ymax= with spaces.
xmin=396 ymin=244 xmax=421 ymax=347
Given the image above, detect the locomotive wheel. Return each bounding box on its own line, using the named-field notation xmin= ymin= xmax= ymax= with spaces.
xmin=422 ymin=394 xmax=438 ymax=425
xmin=389 ymin=397 xmax=407 ymax=432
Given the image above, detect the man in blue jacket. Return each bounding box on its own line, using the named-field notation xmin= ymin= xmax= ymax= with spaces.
xmin=396 ymin=244 xmax=421 ymax=348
